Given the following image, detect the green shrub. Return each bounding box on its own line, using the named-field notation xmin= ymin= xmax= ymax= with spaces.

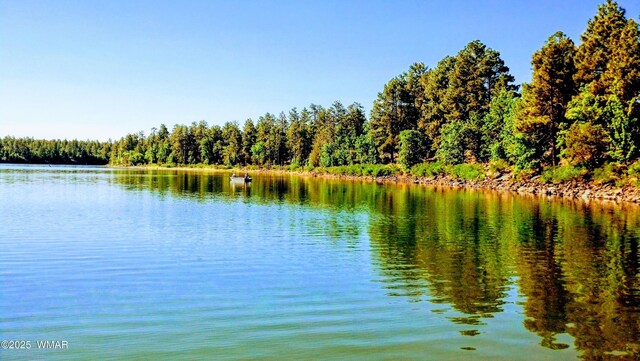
xmin=593 ymin=163 xmax=621 ymax=185
xmin=288 ymin=160 xmax=303 ymax=171
xmin=437 ymin=120 xmax=468 ymax=164
xmin=628 ymin=160 xmax=640 ymax=177
xmin=513 ymin=168 xmax=535 ymax=181
xmin=448 ymin=163 xmax=486 ymax=181
xmin=559 ymin=121 xmax=608 ymax=169
xmin=410 ymin=162 xmax=446 ymax=177
xmin=626 ymin=160 xmax=640 ymax=186
xmin=539 ymin=165 xmax=587 ymax=184
xmin=373 ymin=164 xmax=400 ymax=177
xmin=488 ymin=159 xmax=510 ymax=174
xmin=398 ymin=130 xmax=429 ymax=170
xmin=318 ymin=164 xmax=399 ymax=177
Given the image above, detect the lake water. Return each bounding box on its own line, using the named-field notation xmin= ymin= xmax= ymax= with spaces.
xmin=1 ymin=164 xmax=639 ymax=360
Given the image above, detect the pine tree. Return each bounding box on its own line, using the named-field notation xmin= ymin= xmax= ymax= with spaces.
xmin=370 ymin=63 xmax=427 ymax=162
xmin=570 ymin=0 xmax=640 ymax=161
xmin=222 ymin=122 xmax=242 ymax=166
xmin=241 ymin=119 xmax=256 ymax=165
xmin=515 ymin=32 xmax=577 ymax=168
xmin=418 ymin=41 xmax=515 ymax=158
xmin=573 ymin=0 xmax=638 ymax=99
xmin=418 ymin=56 xmax=456 ymax=148
xmin=443 ymin=40 xmax=516 ymax=124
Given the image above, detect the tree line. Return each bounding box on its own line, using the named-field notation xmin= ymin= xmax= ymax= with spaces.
xmin=2 ymin=1 xmax=639 ymax=179
xmin=106 ymin=102 xmax=377 ymax=168
xmin=0 ymin=137 xmax=111 ymax=164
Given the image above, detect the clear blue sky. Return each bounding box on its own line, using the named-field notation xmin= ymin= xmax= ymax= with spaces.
xmin=1 ymin=0 xmax=639 ymax=141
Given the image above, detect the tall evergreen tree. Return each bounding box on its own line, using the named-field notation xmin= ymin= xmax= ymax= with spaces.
xmin=241 ymin=119 xmax=256 ymax=165
xmin=273 ymin=112 xmax=289 ymax=166
xmin=418 ymin=56 xmax=456 ymax=148
xmin=419 ymin=41 xmax=515 ymax=159
xmin=574 ymin=0 xmax=639 ymax=101
xmin=222 ymin=122 xmax=242 ymax=166
xmin=370 ymin=64 xmax=427 ymax=162
xmin=570 ymin=0 xmax=640 ymax=161
xmin=515 ymin=32 xmax=577 ymax=168
xmin=443 ymin=40 xmax=516 ymax=124
xmin=286 ymin=108 xmax=313 ymax=167
xmin=156 ymin=124 xmax=170 ymax=163
xmin=254 ymin=113 xmax=275 ymax=165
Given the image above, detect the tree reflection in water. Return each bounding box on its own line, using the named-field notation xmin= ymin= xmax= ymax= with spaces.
xmin=113 ymin=169 xmax=640 ymax=359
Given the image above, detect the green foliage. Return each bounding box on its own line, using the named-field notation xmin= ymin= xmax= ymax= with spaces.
xmin=628 ymin=160 xmax=640 ymax=177
xmin=418 ymin=56 xmax=456 ymax=148
xmin=574 ymin=0 xmax=640 ymax=104
xmin=565 ymin=87 xmax=604 ymax=123
xmin=410 ymin=162 xmax=446 ymax=177
xmin=398 ymin=130 xmax=429 ymax=170
xmin=539 ymin=165 xmax=587 ymax=184
xmin=319 ymin=142 xmax=337 ymax=167
xmin=286 ymin=108 xmax=313 ymax=166
xmin=571 ymin=1 xmax=640 ymax=163
xmin=436 ymin=120 xmax=468 ymax=164
xmin=488 ymin=159 xmax=511 ymax=174
xmin=312 ymin=103 xmax=373 ymax=168
xmin=515 ymin=32 xmax=577 ymax=169
xmin=250 ymin=141 xmax=267 ymax=166
xmin=314 ymin=164 xmax=400 ymax=177
xmin=0 ymin=136 xmax=111 ymax=164
xmin=241 ymin=119 xmax=257 ymax=165
xmin=603 ymin=95 xmax=638 ymax=161
xmin=288 ymin=162 xmax=303 ymax=171
xmin=408 ymin=161 xmax=486 ymax=180
xmin=447 ymin=163 xmax=486 ymax=181
xmin=506 ymin=132 xmax=539 ymax=171
xmin=482 ymin=89 xmax=519 ymax=162
xmin=354 ymin=133 xmax=378 ymax=164
xmin=370 ymin=63 xmax=427 ymax=162
xmin=444 ymin=41 xmax=517 ymax=124
xmin=221 ymin=121 xmax=243 ymax=166
xmin=566 ymin=89 xmax=639 ymax=163
xmin=559 ymin=121 xmax=609 ymax=168
xmin=419 ymin=41 xmax=516 ymax=156
xmin=592 ymin=162 xmax=622 ymax=185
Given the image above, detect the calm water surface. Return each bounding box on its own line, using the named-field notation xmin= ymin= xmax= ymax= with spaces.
xmin=1 ymin=164 xmax=640 ymax=360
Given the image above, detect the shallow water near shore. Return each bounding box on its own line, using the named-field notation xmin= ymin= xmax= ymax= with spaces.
xmin=1 ymin=164 xmax=640 ymax=360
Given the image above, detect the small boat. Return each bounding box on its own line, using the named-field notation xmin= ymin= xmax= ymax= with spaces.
xmin=230 ymin=174 xmax=252 ymax=183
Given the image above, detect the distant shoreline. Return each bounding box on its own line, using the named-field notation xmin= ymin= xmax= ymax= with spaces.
xmin=113 ymin=164 xmax=640 ymax=205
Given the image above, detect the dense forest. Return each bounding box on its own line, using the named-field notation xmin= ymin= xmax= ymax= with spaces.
xmin=0 ymin=137 xmax=111 ymax=165
xmin=2 ymin=1 xmax=639 ymax=184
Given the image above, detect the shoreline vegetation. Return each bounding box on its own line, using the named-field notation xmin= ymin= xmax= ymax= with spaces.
xmin=118 ymin=163 xmax=640 ymax=205
xmin=2 ymin=1 xmax=640 ymax=204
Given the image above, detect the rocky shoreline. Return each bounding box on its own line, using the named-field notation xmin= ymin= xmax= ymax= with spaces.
xmin=413 ymin=176 xmax=640 ymax=203
xmin=297 ymin=172 xmax=640 ymax=204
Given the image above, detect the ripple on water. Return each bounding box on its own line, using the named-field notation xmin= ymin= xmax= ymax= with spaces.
xmin=3 ymin=166 xmax=638 ymax=360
